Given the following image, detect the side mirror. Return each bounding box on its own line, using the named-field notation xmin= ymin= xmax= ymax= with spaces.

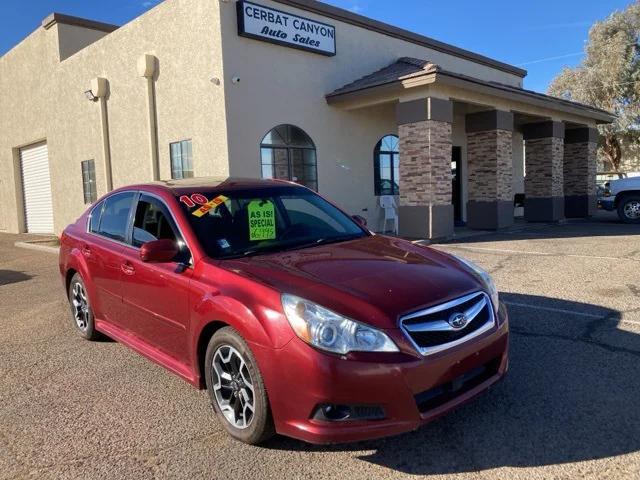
xmin=352 ymin=215 xmax=367 ymax=227
xmin=140 ymin=239 xmax=179 ymax=263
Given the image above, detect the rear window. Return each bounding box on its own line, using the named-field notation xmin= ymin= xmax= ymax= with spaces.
xmin=95 ymin=192 xmax=135 ymax=242
xmin=88 ymin=201 xmax=103 ymax=233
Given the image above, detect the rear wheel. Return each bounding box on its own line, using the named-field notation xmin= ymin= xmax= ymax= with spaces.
xmin=67 ymin=273 xmax=99 ymax=340
xmin=617 ymin=195 xmax=640 ymax=224
xmin=204 ymin=327 xmax=275 ymax=444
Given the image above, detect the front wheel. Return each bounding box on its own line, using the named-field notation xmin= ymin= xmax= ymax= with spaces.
xmin=617 ymin=195 xmax=640 ymax=224
xmin=204 ymin=327 xmax=275 ymax=444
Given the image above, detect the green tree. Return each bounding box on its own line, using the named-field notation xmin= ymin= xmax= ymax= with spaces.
xmin=548 ymin=1 xmax=640 ymax=172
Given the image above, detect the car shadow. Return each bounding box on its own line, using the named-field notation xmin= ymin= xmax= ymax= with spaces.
xmin=0 ymin=269 xmax=32 ymax=286
xmin=264 ymin=293 xmax=640 ymax=475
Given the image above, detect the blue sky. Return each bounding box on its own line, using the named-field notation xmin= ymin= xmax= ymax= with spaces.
xmin=0 ymin=0 xmax=632 ymax=92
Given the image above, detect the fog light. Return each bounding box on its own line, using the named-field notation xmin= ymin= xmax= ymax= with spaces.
xmin=318 ymin=404 xmax=351 ymax=421
xmin=312 ymin=404 xmax=385 ymax=422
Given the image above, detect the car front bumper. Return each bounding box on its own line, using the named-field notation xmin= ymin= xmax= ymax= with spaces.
xmin=252 ymin=303 xmax=509 ymax=444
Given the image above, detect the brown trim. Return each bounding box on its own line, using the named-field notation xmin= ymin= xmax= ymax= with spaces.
xmin=525 ymin=197 xmax=565 ymax=222
xmin=42 ymin=13 xmax=119 ymax=33
xmin=398 ymin=205 xmax=454 ymax=240
xmin=565 ymin=194 xmax=597 ymax=218
xmin=272 ymin=0 xmax=527 ymax=77
xmin=465 ymin=110 xmax=514 ymax=133
xmin=523 ymin=121 xmax=565 ymax=140
xmin=396 ymin=98 xmax=453 ymax=125
xmin=396 ymin=99 xmax=427 ymax=125
xmin=467 ymin=200 xmax=514 ymax=230
xmin=565 ymin=127 xmax=599 ymax=144
xmin=428 ymin=97 xmax=453 ymax=124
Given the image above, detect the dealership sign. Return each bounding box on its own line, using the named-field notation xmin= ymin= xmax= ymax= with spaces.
xmin=237 ymin=1 xmax=336 ymax=56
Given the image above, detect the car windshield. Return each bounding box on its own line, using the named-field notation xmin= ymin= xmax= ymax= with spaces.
xmin=176 ymin=185 xmax=367 ymax=259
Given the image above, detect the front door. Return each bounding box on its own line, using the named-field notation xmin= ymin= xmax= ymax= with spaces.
xmin=452 ymin=146 xmax=463 ymax=225
xmin=119 ymin=194 xmax=192 ymax=363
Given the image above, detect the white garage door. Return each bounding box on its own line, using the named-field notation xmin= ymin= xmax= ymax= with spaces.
xmin=20 ymin=142 xmax=54 ymax=234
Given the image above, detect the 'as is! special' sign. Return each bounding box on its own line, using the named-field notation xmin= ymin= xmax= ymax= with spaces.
xmin=237 ymin=1 xmax=336 ymax=56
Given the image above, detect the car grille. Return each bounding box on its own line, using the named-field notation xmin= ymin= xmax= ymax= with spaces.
xmin=400 ymin=291 xmax=495 ymax=356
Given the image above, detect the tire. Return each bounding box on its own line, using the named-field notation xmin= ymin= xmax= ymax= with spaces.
xmin=67 ymin=273 xmax=100 ymax=340
xmin=204 ymin=327 xmax=275 ymax=445
xmin=617 ymin=195 xmax=640 ymax=224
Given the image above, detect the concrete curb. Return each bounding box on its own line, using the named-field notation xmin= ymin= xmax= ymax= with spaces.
xmin=14 ymin=241 xmax=60 ymax=254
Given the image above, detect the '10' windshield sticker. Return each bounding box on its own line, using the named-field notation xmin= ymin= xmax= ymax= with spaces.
xmin=248 ymin=200 xmax=276 ymax=241
xmin=180 ymin=193 xmax=229 ymax=217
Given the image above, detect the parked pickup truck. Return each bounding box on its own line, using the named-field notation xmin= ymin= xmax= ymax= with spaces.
xmin=599 ymin=177 xmax=640 ymax=223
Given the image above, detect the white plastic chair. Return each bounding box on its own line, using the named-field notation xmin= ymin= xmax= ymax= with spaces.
xmin=379 ymin=195 xmax=398 ymax=235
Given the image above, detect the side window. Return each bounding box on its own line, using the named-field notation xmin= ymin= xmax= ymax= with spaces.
xmin=170 ymin=140 xmax=193 ymax=179
xmin=374 ymin=135 xmax=400 ymax=196
xmin=260 ymin=125 xmax=317 ymax=191
xmin=96 ymin=192 xmax=135 ymax=242
xmin=132 ymin=197 xmax=178 ymax=248
xmin=81 ymin=160 xmax=97 ymax=204
xmin=89 ymin=201 xmax=104 ymax=233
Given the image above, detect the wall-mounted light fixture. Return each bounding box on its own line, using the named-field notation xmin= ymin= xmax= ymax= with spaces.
xmin=84 ymin=90 xmax=97 ymax=101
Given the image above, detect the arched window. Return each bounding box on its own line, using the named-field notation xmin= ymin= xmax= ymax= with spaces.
xmin=374 ymin=135 xmax=400 ymax=196
xmin=260 ymin=125 xmax=317 ymax=190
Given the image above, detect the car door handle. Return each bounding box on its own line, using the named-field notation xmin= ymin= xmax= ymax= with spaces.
xmin=81 ymin=245 xmax=92 ymax=257
xmin=121 ymin=262 xmax=135 ymax=276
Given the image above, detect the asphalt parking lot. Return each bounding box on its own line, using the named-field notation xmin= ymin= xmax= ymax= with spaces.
xmin=1 ymin=215 xmax=639 ymax=480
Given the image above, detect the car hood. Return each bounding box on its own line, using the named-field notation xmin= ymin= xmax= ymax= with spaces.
xmin=216 ymin=235 xmax=483 ymax=329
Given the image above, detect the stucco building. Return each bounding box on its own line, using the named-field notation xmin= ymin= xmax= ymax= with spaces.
xmin=0 ymin=0 xmax=613 ymax=238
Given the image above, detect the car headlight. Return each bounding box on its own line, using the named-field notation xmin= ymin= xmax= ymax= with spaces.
xmin=451 ymin=254 xmax=499 ymax=311
xmin=281 ymin=294 xmax=399 ymax=355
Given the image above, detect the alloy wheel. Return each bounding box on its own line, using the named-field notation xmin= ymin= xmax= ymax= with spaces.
xmin=71 ymin=282 xmax=89 ymax=332
xmin=623 ymin=200 xmax=640 ymax=220
xmin=212 ymin=345 xmax=255 ymax=429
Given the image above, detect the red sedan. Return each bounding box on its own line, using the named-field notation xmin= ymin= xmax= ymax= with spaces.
xmin=59 ymin=178 xmax=509 ymax=445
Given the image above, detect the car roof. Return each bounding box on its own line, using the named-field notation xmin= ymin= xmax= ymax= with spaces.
xmin=123 ymin=177 xmax=301 ymax=196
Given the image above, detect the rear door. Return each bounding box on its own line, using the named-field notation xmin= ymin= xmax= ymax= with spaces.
xmin=118 ymin=193 xmax=192 ymax=363
xmin=83 ymin=192 xmax=136 ymax=326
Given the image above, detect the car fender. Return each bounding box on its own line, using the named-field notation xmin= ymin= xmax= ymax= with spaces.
xmin=188 ymin=291 xmax=294 ymax=383
xmin=62 ymin=244 xmax=102 ymax=316
xmin=190 ymin=291 xmax=291 ymax=347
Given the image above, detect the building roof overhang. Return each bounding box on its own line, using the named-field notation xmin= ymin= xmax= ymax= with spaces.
xmin=42 ymin=13 xmax=119 ymax=33
xmin=326 ymin=57 xmax=615 ymax=124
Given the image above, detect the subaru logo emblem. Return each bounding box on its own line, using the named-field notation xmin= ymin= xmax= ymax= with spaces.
xmin=448 ymin=312 xmax=468 ymax=330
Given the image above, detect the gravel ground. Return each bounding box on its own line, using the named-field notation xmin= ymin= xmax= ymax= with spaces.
xmin=1 ymin=215 xmax=639 ymax=480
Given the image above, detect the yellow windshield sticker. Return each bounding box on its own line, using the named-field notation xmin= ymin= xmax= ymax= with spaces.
xmin=192 ymin=195 xmax=229 ymax=218
xmin=248 ymin=200 xmax=276 ymax=241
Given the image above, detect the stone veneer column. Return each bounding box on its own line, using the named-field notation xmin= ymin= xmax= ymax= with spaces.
xmin=523 ymin=121 xmax=565 ymax=222
xmin=564 ymin=127 xmax=598 ymax=218
xmin=396 ymin=97 xmax=454 ymax=240
xmin=465 ymin=110 xmax=514 ymax=230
